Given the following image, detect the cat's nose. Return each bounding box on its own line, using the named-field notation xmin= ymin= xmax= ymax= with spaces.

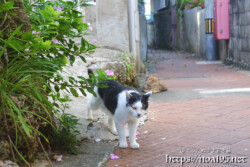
xmin=137 ymin=114 xmax=141 ymax=117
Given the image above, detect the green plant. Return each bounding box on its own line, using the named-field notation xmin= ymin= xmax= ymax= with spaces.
xmin=47 ymin=105 xmax=81 ymax=154
xmin=0 ymin=0 xmax=113 ymax=164
xmin=121 ymin=52 xmax=136 ymax=76
xmin=0 ymin=47 xmax=61 ymax=164
xmin=143 ymin=60 xmax=150 ymax=68
xmin=121 ymin=52 xmax=138 ymax=87
xmin=177 ymin=0 xmax=205 ymax=9
xmin=176 ymin=0 xmax=205 ymax=17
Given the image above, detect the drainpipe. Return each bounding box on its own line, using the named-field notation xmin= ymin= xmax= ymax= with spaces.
xmin=127 ymin=0 xmax=144 ymax=72
xmin=205 ymin=0 xmax=218 ymax=61
xmin=127 ymin=0 xmax=136 ymax=54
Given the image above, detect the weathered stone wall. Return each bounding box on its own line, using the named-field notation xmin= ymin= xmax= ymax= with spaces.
xmin=177 ymin=7 xmax=205 ymax=57
xmin=85 ymin=5 xmax=97 ymax=35
xmin=84 ymin=1 xmax=146 ymax=73
xmin=96 ymin=0 xmax=130 ymax=51
xmin=225 ymin=0 xmax=250 ymax=69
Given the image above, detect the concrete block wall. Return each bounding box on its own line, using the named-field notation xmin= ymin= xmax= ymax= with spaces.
xmin=225 ymin=0 xmax=250 ymax=69
xmin=177 ymin=7 xmax=206 ymax=57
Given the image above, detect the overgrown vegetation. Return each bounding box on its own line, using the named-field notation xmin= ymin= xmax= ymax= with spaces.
xmin=176 ymin=0 xmax=205 ymax=9
xmin=176 ymin=0 xmax=205 ymax=16
xmin=121 ymin=52 xmax=137 ymax=87
xmin=0 ymin=0 xmax=112 ymax=165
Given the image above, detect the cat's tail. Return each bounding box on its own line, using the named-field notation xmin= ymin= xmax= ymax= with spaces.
xmin=88 ymin=69 xmax=94 ymax=78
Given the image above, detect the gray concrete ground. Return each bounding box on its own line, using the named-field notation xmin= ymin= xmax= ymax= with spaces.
xmin=53 ymin=142 xmax=118 ymax=167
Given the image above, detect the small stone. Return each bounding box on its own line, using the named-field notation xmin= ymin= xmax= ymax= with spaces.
xmin=143 ymin=73 xmax=167 ymax=94
xmin=103 ymin=62 xmax=127 ymax=84
xmin=0 ymin=140 xmax=10 ymax=160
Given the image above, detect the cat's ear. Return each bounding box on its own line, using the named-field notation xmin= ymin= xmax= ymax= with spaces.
xmin=143 ymin=91 xmax=152 ymax=101
xmin=126 ymin=92 xmax=131 ymax=102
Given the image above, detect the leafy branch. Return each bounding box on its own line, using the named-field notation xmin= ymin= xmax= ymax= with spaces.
xmin=0 ymin=0 xmax=113 ymax=164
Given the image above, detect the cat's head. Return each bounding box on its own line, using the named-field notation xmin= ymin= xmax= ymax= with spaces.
xmin=126 ymin=91 xmax=152 ymax=118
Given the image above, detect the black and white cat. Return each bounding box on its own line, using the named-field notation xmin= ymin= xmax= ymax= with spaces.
xmin=86 ymin=69 xmax=152 ymax=148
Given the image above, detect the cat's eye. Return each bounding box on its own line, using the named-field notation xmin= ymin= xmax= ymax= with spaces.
xmin=132 ymin=107 xmax=137 ymax=110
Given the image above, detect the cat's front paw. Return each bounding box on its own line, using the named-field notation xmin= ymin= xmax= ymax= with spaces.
xmin=87 ymin=117 xmax=93 ymax=121
xmin=119 ymin=142 xmax=128 ymax=148
xmin=87 ymin=114 xmax=93 ymax=121
xmin=87 ymin=116 xmax=99 ymax=122
xmin=130 ymin=142 xmax=140 ymax=149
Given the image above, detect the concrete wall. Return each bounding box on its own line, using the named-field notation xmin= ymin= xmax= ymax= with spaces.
xmin=153 ymin=9 xmax=172 ymax=50
xmin=152 ymin=0 xmax=166 ymax=13
xmin=224 ymin=0 xmax=250 ymax=69
xmin=147 ymin=21 xmax=155 ymax=48
xmin=171 ymin=6 xmax=177 ymax=48
xmin=177 ymin=7 xmax=206 ymax=57
xmin=96 ymin=0 xmax=130 ymax=51
xmin=84 ymin=0 xmax=147 ymax=72
xmin=85 ymin=5 xmax=97 ymax=35
xmin=139 ymin=14 xmax=148 ymax=61
xmin=218 ymin=40 xmax=229 ymax=61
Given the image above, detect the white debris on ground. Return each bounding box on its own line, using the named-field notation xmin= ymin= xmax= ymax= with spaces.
xmin=0 ymin=160 xmax=19 ymax=167
xmin=95 ymin=139 xmax=101 ymax=143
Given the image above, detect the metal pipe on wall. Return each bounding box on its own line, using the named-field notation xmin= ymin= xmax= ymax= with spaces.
xmin=127 ymin=0 xmax=144 ymax=72
xmin=127 ymin=0 xmax=136 ymax=53
xmin=205 ymin=0 xmax=218 ymax=61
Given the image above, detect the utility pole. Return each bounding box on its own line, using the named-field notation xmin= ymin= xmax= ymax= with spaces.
xmin=205 ymin=0 xmax=218 ymax=61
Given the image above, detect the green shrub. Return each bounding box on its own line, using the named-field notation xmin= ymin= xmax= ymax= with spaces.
xmin=121 ymin=52 xmax=137 ymax=87
xmin=0 ymin=0 xmax=113 ymax=165
xmin=177 ymin=0 xmax=205 ymax=10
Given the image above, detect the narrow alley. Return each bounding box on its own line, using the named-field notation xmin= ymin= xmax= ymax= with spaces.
xmin=104 ymin=50 xmax=250 ymax=167
xmin=2 ymin=0 xmax=250 ymax=166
